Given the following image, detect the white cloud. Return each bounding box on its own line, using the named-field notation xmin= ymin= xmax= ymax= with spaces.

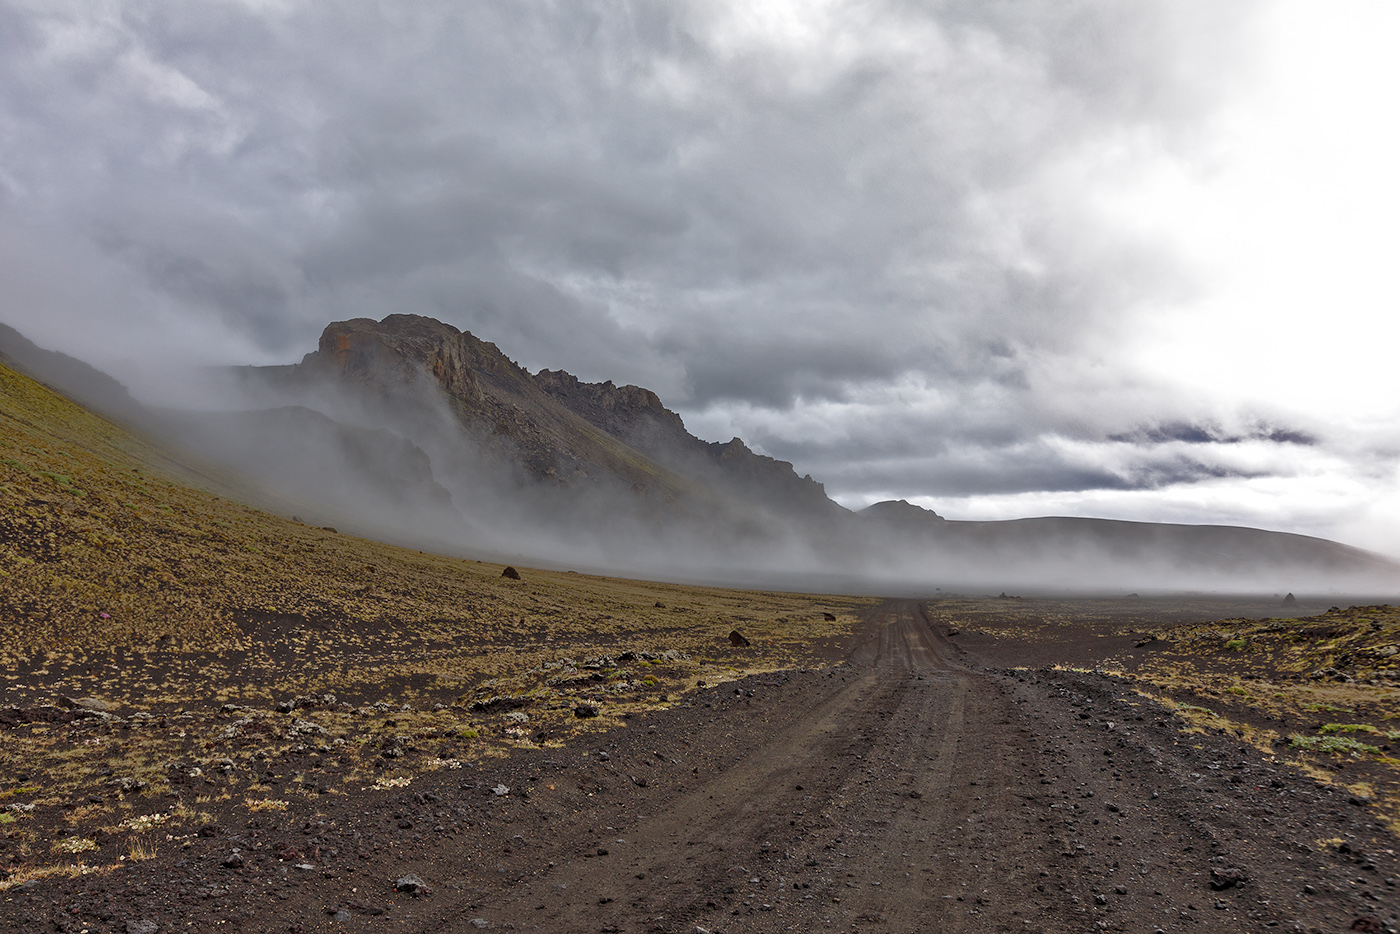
xmin=1 ymin=0 xmax=1396 ymax=555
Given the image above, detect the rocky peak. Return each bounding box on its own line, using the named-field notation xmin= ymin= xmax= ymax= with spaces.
xmin=714 ymin=437 xmax=752 ymax=461
xmin=250 ymin=313 xmax=847 ymax=521
xmin=536 ymin=368 xmax=841 ymax=519
xmin=310 ymin=315 xmax=491 ymax=404
xmin=702 ymin=437 xmax=838 ymax=515
xmin=534 ymin=368 xmax=689 ymax=443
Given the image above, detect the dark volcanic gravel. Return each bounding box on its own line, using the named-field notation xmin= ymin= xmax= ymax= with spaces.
xmin=3 ymin=601 xmax=1397 ymax=933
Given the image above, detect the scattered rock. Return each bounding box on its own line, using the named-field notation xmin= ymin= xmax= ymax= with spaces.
xmin=491 ymin=784 xmax=511 ymax=796
xmin=574 ymin=704 xmax=599 ymax=719
xmin=1209 ymin=867 xmax=1248 ymax=890
xmin=275 ymin=693 xmax=337 ymax=714
xmin=500 ymin=566 xmax=522 ymax=580
xmin=287 ymin=718 xmax=328 ymax=738
xmin=729 ymin=630 xmax=751 ymax=647
xmin=221 ymin=852 xmax=244 ymax=869
xmin=125 ymin=922 xmax=159 ymax=934
xmin=823 ymin=613 xmax=836 ymax=621
xmin=105 ymin=776 xmax=149 ymax=794
xmin=60 ymin=696 xmax=113 ymax=712
xmin=470 ymin=694 xmax=533 ymax=714
xmin=394 ymin=873 xmax=430 ymax=896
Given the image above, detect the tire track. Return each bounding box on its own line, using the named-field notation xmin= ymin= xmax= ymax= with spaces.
xmin=449 ymin=600 xmax=1077 ymax=932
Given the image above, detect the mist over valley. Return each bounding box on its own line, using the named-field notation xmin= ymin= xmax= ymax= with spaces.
xmin=4 ymin=316 xmax=1394 ymax=597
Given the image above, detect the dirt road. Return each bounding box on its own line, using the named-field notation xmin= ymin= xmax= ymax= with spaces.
xmin=416 ymin=600 xmax=1396 ymax=933
xmin=7 ymin=600 xmax=1396 ymax=933
xmin=452 ymin=600 xmax=1001 ymax=931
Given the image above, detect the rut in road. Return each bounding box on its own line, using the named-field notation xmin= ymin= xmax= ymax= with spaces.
xmin=451 ymin=600 xmax=1097 ymax=933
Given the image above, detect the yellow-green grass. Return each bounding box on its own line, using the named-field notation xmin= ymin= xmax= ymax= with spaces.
xmin=0 ymin=361 xmax=875 ymax=886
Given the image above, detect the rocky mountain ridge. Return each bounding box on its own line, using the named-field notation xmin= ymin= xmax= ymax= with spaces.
xmin=534 ymin=366 xmax=842 ymax=519
xmin=244 ymin=314 xmax=835 ymax=521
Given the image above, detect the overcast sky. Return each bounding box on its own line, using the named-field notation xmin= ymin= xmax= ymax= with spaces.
xmin=3 ymin=0 xmax=1399 ymax=555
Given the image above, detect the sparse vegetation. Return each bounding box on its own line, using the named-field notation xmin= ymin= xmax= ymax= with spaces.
xmin=1303 ymin=702 xmax=1353 ymax=713
xmin=0 ymin=362 xmax=875 ymax=887
xmin=1289 ymin=734 xmax=1382 ymax=755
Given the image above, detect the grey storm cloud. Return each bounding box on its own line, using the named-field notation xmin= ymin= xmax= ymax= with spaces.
xmin=14 ymin=0 xmax=1369 ymax=536
xmin=750 ymin=400 xmax=1296 ymax=500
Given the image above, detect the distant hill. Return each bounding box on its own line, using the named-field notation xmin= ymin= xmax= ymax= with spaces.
xmin=856 ymin=501 xmax=1400 ymax=592
xmin=0 ymin=323 xmax=141 ymax=422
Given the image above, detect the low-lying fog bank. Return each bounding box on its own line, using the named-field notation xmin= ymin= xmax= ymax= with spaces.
xmin=5 ymin=316 xmax=1398 ymax=598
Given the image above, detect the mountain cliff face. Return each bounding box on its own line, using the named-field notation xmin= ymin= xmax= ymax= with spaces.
xmin=242 ymin=315 xmax=694 ymax=501
xmin=534 ymin=367 xmax=844 ymax=520
xmin=244 ymin=314 xmax=840 ymax=522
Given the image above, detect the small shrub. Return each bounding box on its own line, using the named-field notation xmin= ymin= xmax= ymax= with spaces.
xmin=119 ymin=812 xmax=170 ymax=832
xmin=1289 ymin=734 xmax=1381 ymax=755
xmin=371 ymin=776 xmax=411 ymax=790
xmin=0 ymin=785 xmax=39 ymax=801
xmin=53 ymin=836 xmax=98 ymax=854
